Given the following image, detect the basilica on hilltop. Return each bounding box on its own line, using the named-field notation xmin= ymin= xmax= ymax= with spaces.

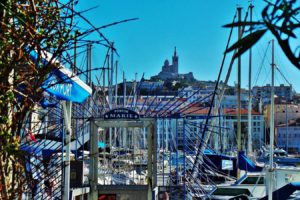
xmin=151 ymin=47 xmax=194 ymax=81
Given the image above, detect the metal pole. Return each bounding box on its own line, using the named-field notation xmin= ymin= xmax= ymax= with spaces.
xmin=183 ymin=119 xmax=186 ymax=200
xmin=147 ymin=123 xmax=154 ymax=200
xmin=73 ymin=31 xmax=77 ymax=74
xmin=286 ymin=102 xmax=288 ymax=153
xmin=133 ymin=72 xmax=137 ymax=109
xmin=62 ymin=101 xmax=72 ymax=200
xmin=268 ymin=39 xmax=275 ymax=200
xmin=237 ymin=6 xmax=242 ymax=178
xmin=110 ymin=43 xmax=114 ymax=107
xmin=107 ymin=54 xmax=110 ymax=109
xmin=123 ymin=71 xmax=126 ymax=107
xmin=87 ymin=44 xmax=92 ymax=86
xmin=115 ymin=61 xmax=118 ymax=107
xmin=247 ymin=3 xmax=254 ymax=156
xmin=89 ymin=120 xmax=99 ymax=200
xmin=103 ymin=62 xmax=106 ymax=108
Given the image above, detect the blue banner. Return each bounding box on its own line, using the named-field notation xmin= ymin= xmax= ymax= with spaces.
xmin=30 ymin=50 xmax=92 ymax=103
xmin=42 ymin=67 xmax=92 ymax=103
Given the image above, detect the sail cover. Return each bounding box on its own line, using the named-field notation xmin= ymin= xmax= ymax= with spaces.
xmin=238 ymin=151 xmax=263 ymax=172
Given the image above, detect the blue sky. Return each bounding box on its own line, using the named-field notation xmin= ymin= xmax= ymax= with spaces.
xmin=76 ymin=1 xmax=300 ymax=92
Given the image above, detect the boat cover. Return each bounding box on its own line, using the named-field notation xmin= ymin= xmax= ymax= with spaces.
xmin=238 ymin=151 xmax=263 ymax=172
xmin=260 ymin=182 xmax=300 ymax=200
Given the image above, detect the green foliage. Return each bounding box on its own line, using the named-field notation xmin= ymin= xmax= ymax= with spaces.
xmin=224 ymin=0 xmax=300 ymax=70
xmin=0 ymin=0 xmax=83 ymax=198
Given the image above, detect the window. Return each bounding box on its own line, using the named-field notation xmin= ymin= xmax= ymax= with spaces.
xmin=241 ymin=176 xmax=264 ymax=185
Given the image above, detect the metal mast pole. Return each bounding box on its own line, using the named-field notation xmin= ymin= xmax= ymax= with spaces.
xmin=107 ymin=54 xmax=110 ymax=108
xmin=115 ymin=61 xmax=118 ymax=107
xmin=73 ymin=31 xmax=77 ymax=74
xmin=102 ymin=59 xmax=106 ymax=108
xmin=62 ymin=101 xmax=72 ymax=200
xmin=237 ymin=6 xmax=242 ymax=178
xmin=247 ymin=3 xmax=254 ymax=156
xmin=87 ymin=44 xmax=92 ymax=86
xmin=268 ymin=39 xmax=275 ymax=200
xmin=110 ymin=43 xmax=114 ymax=107
xmin=133 ymin=72 xmax=137 ymax=108
xmin=123 ymin=71 xmax=126 ymax=107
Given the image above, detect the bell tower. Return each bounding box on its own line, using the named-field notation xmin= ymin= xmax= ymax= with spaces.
xmin=172 ymin=47 xmax=178 ymax=74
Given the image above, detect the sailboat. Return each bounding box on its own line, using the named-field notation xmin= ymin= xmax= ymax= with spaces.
xmin=209 ymin=39 xmax=300 ymax=200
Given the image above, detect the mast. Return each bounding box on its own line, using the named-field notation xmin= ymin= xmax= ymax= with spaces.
xmin=73 ymin=31 xmax=77 ymax=74
xmin=133 ymin=72 xmax=137 ymax=108
xmin=247 ymin=3 xmax=254 ymax=156
xmin=268 ymin=39 xmax=275 ymax=200
xmin=109 ymin=42 xmax=114 ymax=107
xmin=102 ymin=57 xmax=107 ymax=108
xmin=123 ymin=71 xmax=126 ymax=107
xmin=86 ymin=43 xmax=92 ymax=85
xmin=237 ymin=6 xmax=242 ymax=178
xmin=115 ymin=61 xmax=118 ymax=107
xmin=107 ymin=54 xmax=110 ymax=108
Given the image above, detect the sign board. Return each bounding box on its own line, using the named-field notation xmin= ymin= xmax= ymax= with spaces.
xmin=104 ymin=108 xmax=139 ymax=120
xmin=221 ymin=160 xmax=233 ymax=170
xmin=30 ymin=50 xmax=92 ymax=103
xmin=42 ymin=67 xmax=92 ymax=103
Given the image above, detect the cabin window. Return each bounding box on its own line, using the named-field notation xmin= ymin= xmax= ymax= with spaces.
xmin=241 ymin=176 xmax=264 ymax=185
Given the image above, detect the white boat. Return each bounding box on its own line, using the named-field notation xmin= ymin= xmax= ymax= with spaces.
xmin=210 ymin=167 xmax=300 ymax=199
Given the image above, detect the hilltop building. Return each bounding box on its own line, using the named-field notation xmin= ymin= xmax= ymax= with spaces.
xmin=151 ymin=47 xmax=195 ymax=81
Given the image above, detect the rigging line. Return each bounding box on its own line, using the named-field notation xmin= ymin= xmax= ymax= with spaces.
xmin=186 ymin=121 xmax=230 ymax=130
xmin=276 ymin=66 xmax=291 ymax=86
xmin=159 ymin=86 xmax=214 ymax=117
xmin=88 ymin=86 xmax=107 ymax=114
xmin=162 ymin=92 xmax=213 ymax=117
xmin=154 ymin=88 xmax=191 ymax=116
xmin=181 ymin=107 xmax=209 ymax=118
xmin=261 ymin=67 xmax=271 ymax=86
xmin=156 ymin=88 xmax=195 ymax=115
xmin=184 ymin=133 xmax=229 ymax=181
xmin=129 ymin=73 xmax=145 ymax=110
xmin=253 ymin=42 xmax=271 ymax=86
xmin=138 ymin=84 xmax=156 ymax=114
xmin=173 ymin=93 xmax=213 ymax=114
xmin=274 ymin=48 xmax=292 ymax=85
xmin=145 ymin=93 xmax=171 ymax=117
xmin=180 ymin=97 xmax=214 ymax=116
xmin=125 ymin=77 xmax=135 ymax=108
xmin=133 ymin=73 xmax=145 ymax=111
xmin=184 ymin=126 xmax=214 ymax=151
xmin=72 ymin=104 xmax=92 ymax=118
xmin=193 ymin=8 xmax=247 ymax=173
xmin=184 ymin=147 xmax=233 ymax=181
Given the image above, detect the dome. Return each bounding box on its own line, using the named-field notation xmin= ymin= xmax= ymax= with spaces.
xmin=164 ymin=59 xmax=169 ymax=66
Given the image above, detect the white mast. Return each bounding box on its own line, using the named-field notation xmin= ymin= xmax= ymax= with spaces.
xmin=268 ymin=39 xmax=275 ymax=200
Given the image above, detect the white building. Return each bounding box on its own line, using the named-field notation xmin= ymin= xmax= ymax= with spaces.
xmin=220 ymin=95 xmax=249 ymax=109
xmin=221 ymin=108 xmax=265 ymax=150
xmin=177 ymin=86 xmax=214 ymax=103
xmin=252 ymin=84 xmax=294 ymax=104
xmin=276 ymin=122 xmax=300 ymax=154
